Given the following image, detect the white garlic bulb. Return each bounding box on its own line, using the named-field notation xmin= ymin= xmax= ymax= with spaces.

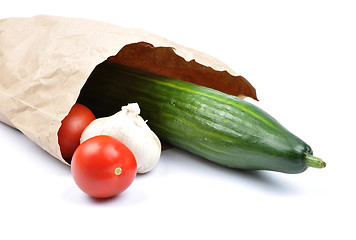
xmin=80 ymin=103 xmax=161 ymax=173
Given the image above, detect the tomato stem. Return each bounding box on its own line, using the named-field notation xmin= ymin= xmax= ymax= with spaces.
xmin=115 ymin=167 xmax=122 ymax=175
xmin=304 ymin=154 xmax=326 ymax=169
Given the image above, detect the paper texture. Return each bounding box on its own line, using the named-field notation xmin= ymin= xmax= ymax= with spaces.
xmin=0 ymin=15 xmax=249 ymax=164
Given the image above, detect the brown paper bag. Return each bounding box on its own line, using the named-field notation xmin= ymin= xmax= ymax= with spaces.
xmin=0 ymin=15 xmax=256 ymax=165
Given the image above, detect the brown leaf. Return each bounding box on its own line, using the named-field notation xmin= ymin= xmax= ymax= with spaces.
xmin=107 ymin=42 xmax=258 ymax=100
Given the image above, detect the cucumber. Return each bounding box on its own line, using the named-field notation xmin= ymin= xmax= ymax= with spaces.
xmin=77 ymin=61 xmax=325 ymax=173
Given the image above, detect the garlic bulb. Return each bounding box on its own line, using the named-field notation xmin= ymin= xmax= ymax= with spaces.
xmin=80 ymin=103 xmax=161 ymax=173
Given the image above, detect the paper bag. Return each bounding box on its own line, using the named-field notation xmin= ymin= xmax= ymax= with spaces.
xmin=0 ymin=15 xmax=256 ymax=165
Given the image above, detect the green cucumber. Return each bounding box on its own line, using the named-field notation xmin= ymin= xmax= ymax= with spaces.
xmin=77 ymin=61 xmax=325 ymax=173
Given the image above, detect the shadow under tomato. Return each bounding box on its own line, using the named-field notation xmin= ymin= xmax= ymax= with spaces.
xmin=87 ymin=194 xmax=122 ymax=204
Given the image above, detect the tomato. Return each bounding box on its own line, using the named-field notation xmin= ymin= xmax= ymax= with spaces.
xmin=58 ymin=103 xmax=95 ymax=162
xmin=71 ymin=135 xmax=137 ymax=198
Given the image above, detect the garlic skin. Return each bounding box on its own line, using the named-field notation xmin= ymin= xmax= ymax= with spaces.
xmin=80 ymin=103 xmax=161 ymax=173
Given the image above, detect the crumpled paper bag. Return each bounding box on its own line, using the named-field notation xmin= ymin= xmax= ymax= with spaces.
xmin=0 ymin=15 xmax=256 ymax=165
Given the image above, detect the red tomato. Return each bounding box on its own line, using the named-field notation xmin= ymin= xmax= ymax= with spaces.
xmin=58 ymin=103 xmax=95 ymax=162
xmin=71 ymin=135 xmax=137 ymax=198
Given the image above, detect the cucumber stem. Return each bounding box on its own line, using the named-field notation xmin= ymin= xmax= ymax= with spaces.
xmin=304 ymin=154 xmax=326 ymax=169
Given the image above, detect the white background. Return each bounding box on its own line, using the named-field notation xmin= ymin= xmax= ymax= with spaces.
xmin=1 ymin=1 xmax=355 ymax=239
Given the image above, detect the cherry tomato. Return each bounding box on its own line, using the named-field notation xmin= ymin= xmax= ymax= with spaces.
xmin=58 ymin=103 xmax=95 ymax=162
xmin=71 ymin=135 xmax=137 ymax=198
